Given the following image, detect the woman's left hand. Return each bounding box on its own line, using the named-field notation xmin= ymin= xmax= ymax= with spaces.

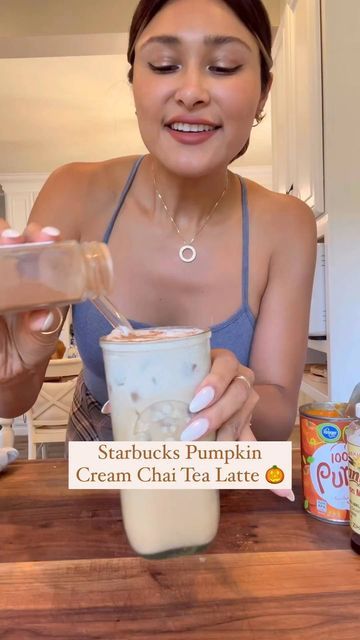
xmin=181 ymin=348 xmax=259 ymax=442
xmin=181 ymin=349 xmax=295 ymax=502
xmin=101 ymin=348 xmax=294 ymax=501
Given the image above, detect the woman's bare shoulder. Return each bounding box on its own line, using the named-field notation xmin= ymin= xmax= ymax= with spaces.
xmin=245 ymin=178 xmax=317 ymax=246
xmin=29 ymin=155 xmax=143 ymax=238
xmin=43 ymin=155 xmax=141 ymax=200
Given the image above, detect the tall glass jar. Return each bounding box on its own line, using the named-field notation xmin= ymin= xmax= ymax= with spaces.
xmin=0 ymin=240 xmax=113 ymax=313
xmin=100 ymin=327 xmax=220 ymax=559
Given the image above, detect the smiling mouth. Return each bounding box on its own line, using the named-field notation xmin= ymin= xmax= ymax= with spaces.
xmin=166 ymin=122 xmax=221 ymax=133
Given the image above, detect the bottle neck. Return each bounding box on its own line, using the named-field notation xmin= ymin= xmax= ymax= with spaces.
xmin=81 ymin=242 xmax=113 ymax=298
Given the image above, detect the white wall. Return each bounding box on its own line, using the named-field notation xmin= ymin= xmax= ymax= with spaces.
xmin=0 ymin=1 xmax=276 ymax=174
xmin=0 ymin=53 xmax=272 ymax=174
xmin=0 ymin=0 xmax=282 ymax=37
xmin=0 ymin=0 xmax=138 ymax=36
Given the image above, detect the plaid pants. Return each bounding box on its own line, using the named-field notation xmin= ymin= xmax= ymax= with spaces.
xmin=66 ymin=371 xmax=113 ymax=442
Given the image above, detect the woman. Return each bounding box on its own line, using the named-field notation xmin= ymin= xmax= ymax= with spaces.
xmin=0 ymin=0 xmax=316 ymax=446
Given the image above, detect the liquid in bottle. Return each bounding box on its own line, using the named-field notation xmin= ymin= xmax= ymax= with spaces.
xmin=0 ymin=240 xmax=113 ymax=313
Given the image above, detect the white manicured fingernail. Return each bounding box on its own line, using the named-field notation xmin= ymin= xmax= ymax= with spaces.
xmin=181 ymin=418 xmax=209 ymax=441
xmin=1 ymin=228 xmax=21 ymax=238
xmin=273 ymin=489 xmax=295 ymax=502
xmin=30 ymin=312 xmax=54 ymax=332
xmin=101 ymin=401 xmax=111 ymax=415
xmin=40 ymin=312 xmax=55 ymax=331
xmin=42 ymin=226 xmax=60 ymax=237
xmin=189 ymin=386 xmax=215 ymax=413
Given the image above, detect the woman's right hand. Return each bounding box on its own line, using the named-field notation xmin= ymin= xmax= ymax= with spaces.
xmin=0 ymin=221 xmax=63 ymax=383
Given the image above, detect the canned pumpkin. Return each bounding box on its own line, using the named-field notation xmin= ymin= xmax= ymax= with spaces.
xmin=299 ymin=403 xmax=351 ymax=524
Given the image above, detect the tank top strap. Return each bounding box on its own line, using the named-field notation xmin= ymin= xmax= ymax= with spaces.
xmin=102 ymin=155 xmax=145 ymax=244
xmin=239 ymin=176 xmax=250 ymax=307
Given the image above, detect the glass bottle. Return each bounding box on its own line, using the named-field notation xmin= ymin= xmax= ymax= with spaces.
xmin=346 ymin=405 xmax=360 ymax=554
xmin=0 ymin=240 xmax=113 ymax=314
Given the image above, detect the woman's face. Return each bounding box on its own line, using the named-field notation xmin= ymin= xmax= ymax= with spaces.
xmin=132 ymin=0 xmax=269 ymax=176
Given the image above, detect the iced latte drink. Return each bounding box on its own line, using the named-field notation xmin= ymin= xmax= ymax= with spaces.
xmin=100 ymin=327 xmax=220 ymax=558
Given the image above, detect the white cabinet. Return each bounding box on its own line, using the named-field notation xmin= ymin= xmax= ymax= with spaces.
xmin=271 ymin=7 xmax=294 ymax=197
xmin=291 ymin=0 xmax=324 ymax=212
xmin=4 ymin=192 xmax=35 ymax=231
xmin=271 ymin=0 xmax=324 ymax=215
xmin=273 ymin=0 xmax=360 ymax=404
xmin=0 ymin=173 xmax=48 ymax=231
xmin=0 ymin=172 xmax=71 ymax=353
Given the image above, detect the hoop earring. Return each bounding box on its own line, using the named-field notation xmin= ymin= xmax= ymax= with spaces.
xmin=253 ymin=112 xmax=265 ymax=128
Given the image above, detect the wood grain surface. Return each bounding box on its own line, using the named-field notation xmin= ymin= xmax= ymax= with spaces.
xmin=0 ymin=451 xmax=359 ymax=640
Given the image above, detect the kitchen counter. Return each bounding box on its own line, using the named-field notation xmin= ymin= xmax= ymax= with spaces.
xmin=0 ymin=450 xmax=358 ymax=639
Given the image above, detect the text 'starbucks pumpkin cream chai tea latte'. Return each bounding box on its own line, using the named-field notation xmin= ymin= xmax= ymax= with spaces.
xmin=299 ymin=403 xmax=352 ymax=524
xmin=100 ymin=327 xmax=220 ymax=559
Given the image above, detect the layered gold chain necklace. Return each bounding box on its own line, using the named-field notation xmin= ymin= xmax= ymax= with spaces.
xmin=153 ymin=169 xmax=229 ymax=263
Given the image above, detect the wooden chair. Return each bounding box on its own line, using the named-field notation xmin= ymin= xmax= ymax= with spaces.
xmin=0 ymin=418 xmax=15 ymax=448
xmin=44 ymin=357 xmax=82 ymax=380
xmin=26 ymin=358 xmax=82 ymax=459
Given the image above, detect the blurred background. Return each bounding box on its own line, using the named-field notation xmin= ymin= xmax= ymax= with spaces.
xmin=0 ymin=0 xmax=284 ymax=174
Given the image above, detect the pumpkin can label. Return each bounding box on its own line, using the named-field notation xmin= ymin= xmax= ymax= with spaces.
xmin=299 ymin=403 xmax=350 ymax=524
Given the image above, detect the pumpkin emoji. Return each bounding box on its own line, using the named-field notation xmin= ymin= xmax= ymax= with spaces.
xmin=265 ymin=465 xmax=285 ymax=484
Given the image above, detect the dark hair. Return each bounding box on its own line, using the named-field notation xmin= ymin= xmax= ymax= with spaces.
xmin=127 ymin=0 xmax=273 ymax=159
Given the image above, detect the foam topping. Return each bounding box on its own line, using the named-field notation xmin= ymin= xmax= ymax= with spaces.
xmin=102 ymin=327 xmax=205 ymax=342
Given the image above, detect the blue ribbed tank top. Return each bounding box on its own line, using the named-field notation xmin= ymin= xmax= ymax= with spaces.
xmin=73 ymin=157 xmax=256 ymax=405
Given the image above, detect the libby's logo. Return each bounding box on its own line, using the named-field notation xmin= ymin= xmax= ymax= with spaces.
xmin=317 ymin=423 xmax=341 ymax=443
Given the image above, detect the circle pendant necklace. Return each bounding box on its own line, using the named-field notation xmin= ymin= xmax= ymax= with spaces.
xmin=153 ymin=169 xmax=229 ymax=263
